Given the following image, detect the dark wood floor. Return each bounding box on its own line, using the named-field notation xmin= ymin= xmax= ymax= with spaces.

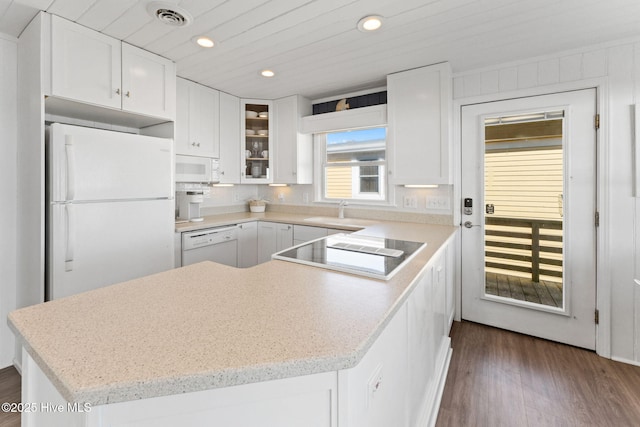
xmin=3 ymin=323 xmax=640 ymax=426
xmin=437 ymin=321 xmax=640 ymax=427
xmin=486 ymin=271 xmax=563 ymax=308
xmin=0 ymin=365 xmax=20 ymax=427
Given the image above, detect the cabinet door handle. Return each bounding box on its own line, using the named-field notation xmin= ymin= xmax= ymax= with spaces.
xmin=65 ymin=204 xmax=76 ymax=272
xmin=221 ymin=171 xmax=225 ymax=175
xmin=115 ymin=88 xmax=121 ymax=95
xmin=64 ymin=136 xmax=76 ymax=201
xmin=125 ymin=91 xmax=131 ymax=98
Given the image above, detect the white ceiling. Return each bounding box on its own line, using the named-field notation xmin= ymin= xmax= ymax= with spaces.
xmin=2 ymin=0 xmax=640 ymax=100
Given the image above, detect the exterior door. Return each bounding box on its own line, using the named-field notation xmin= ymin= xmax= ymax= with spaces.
xmin=460 ymin=89 xmax=597 ymax=350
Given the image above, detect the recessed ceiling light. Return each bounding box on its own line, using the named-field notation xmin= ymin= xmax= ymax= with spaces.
xmin=261 ymin=69 xmax=275 ymax=78
xmin=357 ymin=15 xmax=383 ymax=32
xmin=193 ymin=36 xmax=214 ymax=48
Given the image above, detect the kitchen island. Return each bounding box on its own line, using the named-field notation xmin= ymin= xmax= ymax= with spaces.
xmin=9 ymin=214 xmax=457 ymax=427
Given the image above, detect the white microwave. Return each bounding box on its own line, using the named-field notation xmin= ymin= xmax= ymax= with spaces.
xmin=175 ymin=155 xmax=220 ymax=183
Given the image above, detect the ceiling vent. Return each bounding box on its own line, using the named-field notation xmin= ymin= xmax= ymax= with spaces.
xmin=146 ymin=2 xmax=193 ymax=27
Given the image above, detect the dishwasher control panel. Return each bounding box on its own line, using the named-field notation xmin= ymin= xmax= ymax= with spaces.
xmin=183 ymin=226 xmax=238 ymax=251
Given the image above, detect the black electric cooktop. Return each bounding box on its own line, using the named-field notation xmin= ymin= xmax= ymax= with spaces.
xmin=272 ymin=233 xmax=426 ymax=280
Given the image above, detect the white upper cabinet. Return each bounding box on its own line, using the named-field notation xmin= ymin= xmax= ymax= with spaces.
xmin=121 ymin=43 xmax=176 ymax=119
xmin=274 ymin=95 xmax=312 ymax=184
xmin=51 ymin=15 xmax=121 ymax=110
xmin=49 ymin=15 xmax=176 ymax=121
xmin=387 ymin=62 xmax=452 ymax=185
xmin=175 ymin=78 xmax=220 ymax=158
xmin=219 ymin=91 xmax=241 ymax=183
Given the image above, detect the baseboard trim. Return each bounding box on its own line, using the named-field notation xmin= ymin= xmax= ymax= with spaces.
xmin=415 ymin=339 xmax=453 ymax=427
xmin=428 ymin=345 xmax=452 ymax=427
xmin=611 ymin=356 xmax=640 ymax=367
xmin=12 ymin=356 xmax=22 ymax=375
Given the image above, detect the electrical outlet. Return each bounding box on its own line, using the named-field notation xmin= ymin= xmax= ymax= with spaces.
xmin=403 ymin=196 xmax=417 ymax=209
xmin=278 ymin=193 xmax=285 ymax=202
xmin=426 ymin=196 xmax=450 ymax=210
xmin=233 ymin=191 xmax=240 ymax=202
xmin=366 ymin=364 xmax=383 ymax=408
xmin=302 ymin=192 xmax=310 ymax=204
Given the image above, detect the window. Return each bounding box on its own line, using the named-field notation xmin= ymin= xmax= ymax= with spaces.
xmin=316 ymin=127 xmax=387 ymax=202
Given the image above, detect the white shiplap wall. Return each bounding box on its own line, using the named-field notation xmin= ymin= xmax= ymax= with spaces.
xmin=0 ymin=34 xmax=17 ymax=369
xmin=453 ymin=39 xmax=640 ymax=363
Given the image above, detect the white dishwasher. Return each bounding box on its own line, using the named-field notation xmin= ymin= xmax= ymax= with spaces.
xmin=181 ymin=225 xmax=239 ymax=267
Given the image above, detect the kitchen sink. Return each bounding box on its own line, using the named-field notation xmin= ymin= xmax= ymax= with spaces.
xmin=303 ymin=216 xmax=377 ymax=228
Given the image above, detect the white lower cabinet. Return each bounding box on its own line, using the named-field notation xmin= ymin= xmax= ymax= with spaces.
xmin=293 ymin=224 xmax=328 ymax=245
xmin=237 ymin=221 xmax=258 ymax=268
xmin=338 ymin=303 xmax=409 ymax=427
xmin=23 ymin=348 xmax=338 ymax=427
xmin=22 ymin=236 xmax=454 ymax=427
xmin=406 ymin=256 xmax=449 ymax=427
xmin=292 ymin=225 xmax=347 ymax=246
xmin=258 ymin=222 xmax=293 ymax=264
xmin=339 ymin=238 xmax=453 ymax=427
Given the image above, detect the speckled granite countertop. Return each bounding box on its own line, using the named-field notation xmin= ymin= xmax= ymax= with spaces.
xmin=9 ymin=213 xmax=456 ymax=406
xmin=173 ymin=211 xmax=376 ymax=233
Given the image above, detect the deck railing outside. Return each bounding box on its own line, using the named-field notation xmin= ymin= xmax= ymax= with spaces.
xmin=485 ymin=217 xmax=563 ymax=283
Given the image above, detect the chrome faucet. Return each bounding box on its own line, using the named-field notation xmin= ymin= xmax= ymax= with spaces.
xmin=338 ymin=200 xmax=349 ymax=219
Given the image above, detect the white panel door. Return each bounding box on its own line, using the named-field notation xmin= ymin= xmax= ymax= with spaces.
xmin=237 ymin=221 xmax=258 ymax=268
xmin=274 ymin=95 xmax=312 ymax=184
xmin=387 ymin=62 xmax=451 ymax=185
xmin=188 ymin=82 xmax=219 ymax=157
xmin=48 ymin=200 xmax=174 ymax=300
xmin=121 ymin=43 xmax=176 ymax=120
xmin=276 ymin=223 xmax=294 ymax=251
xmin=175 ymin=78 xmax=191 ymax=154
xmin=257 ymin=221 xmax=277 ymax=264
xmin=461 ymin=89 xmax=597 ymax=349
xmin=50 ymin=124 xmax=173 ymax=202
xmin=51 ymin=14 xmax=121 ymax=109
xmin=219 ymin=91 xmax=241 ymax=183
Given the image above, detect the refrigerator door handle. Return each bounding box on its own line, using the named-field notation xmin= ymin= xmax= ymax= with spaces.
xmin=65 ymin=135 xmax=76 ymax=201
xmin=65 ymin=204 xmax=75 ymax=271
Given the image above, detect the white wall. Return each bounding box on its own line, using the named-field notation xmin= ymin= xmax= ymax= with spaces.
xmin=452 ymin=39 xmax=640 ymax=362
xmin=0 ymin=33 xmax=17 ymax=368
xmin=259 ymin=183 xmax=452 ymax=216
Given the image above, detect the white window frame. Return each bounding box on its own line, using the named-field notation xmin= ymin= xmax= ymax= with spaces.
xmin=313 ymin=129 xmax=392 ymax=205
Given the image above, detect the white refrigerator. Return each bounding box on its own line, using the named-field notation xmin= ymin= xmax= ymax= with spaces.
xmin=47 ymin=123 xmax=175 ymax=300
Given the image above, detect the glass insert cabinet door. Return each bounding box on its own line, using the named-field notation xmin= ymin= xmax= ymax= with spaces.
xmin=241 ymin=99 xmax=273 ymax=184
